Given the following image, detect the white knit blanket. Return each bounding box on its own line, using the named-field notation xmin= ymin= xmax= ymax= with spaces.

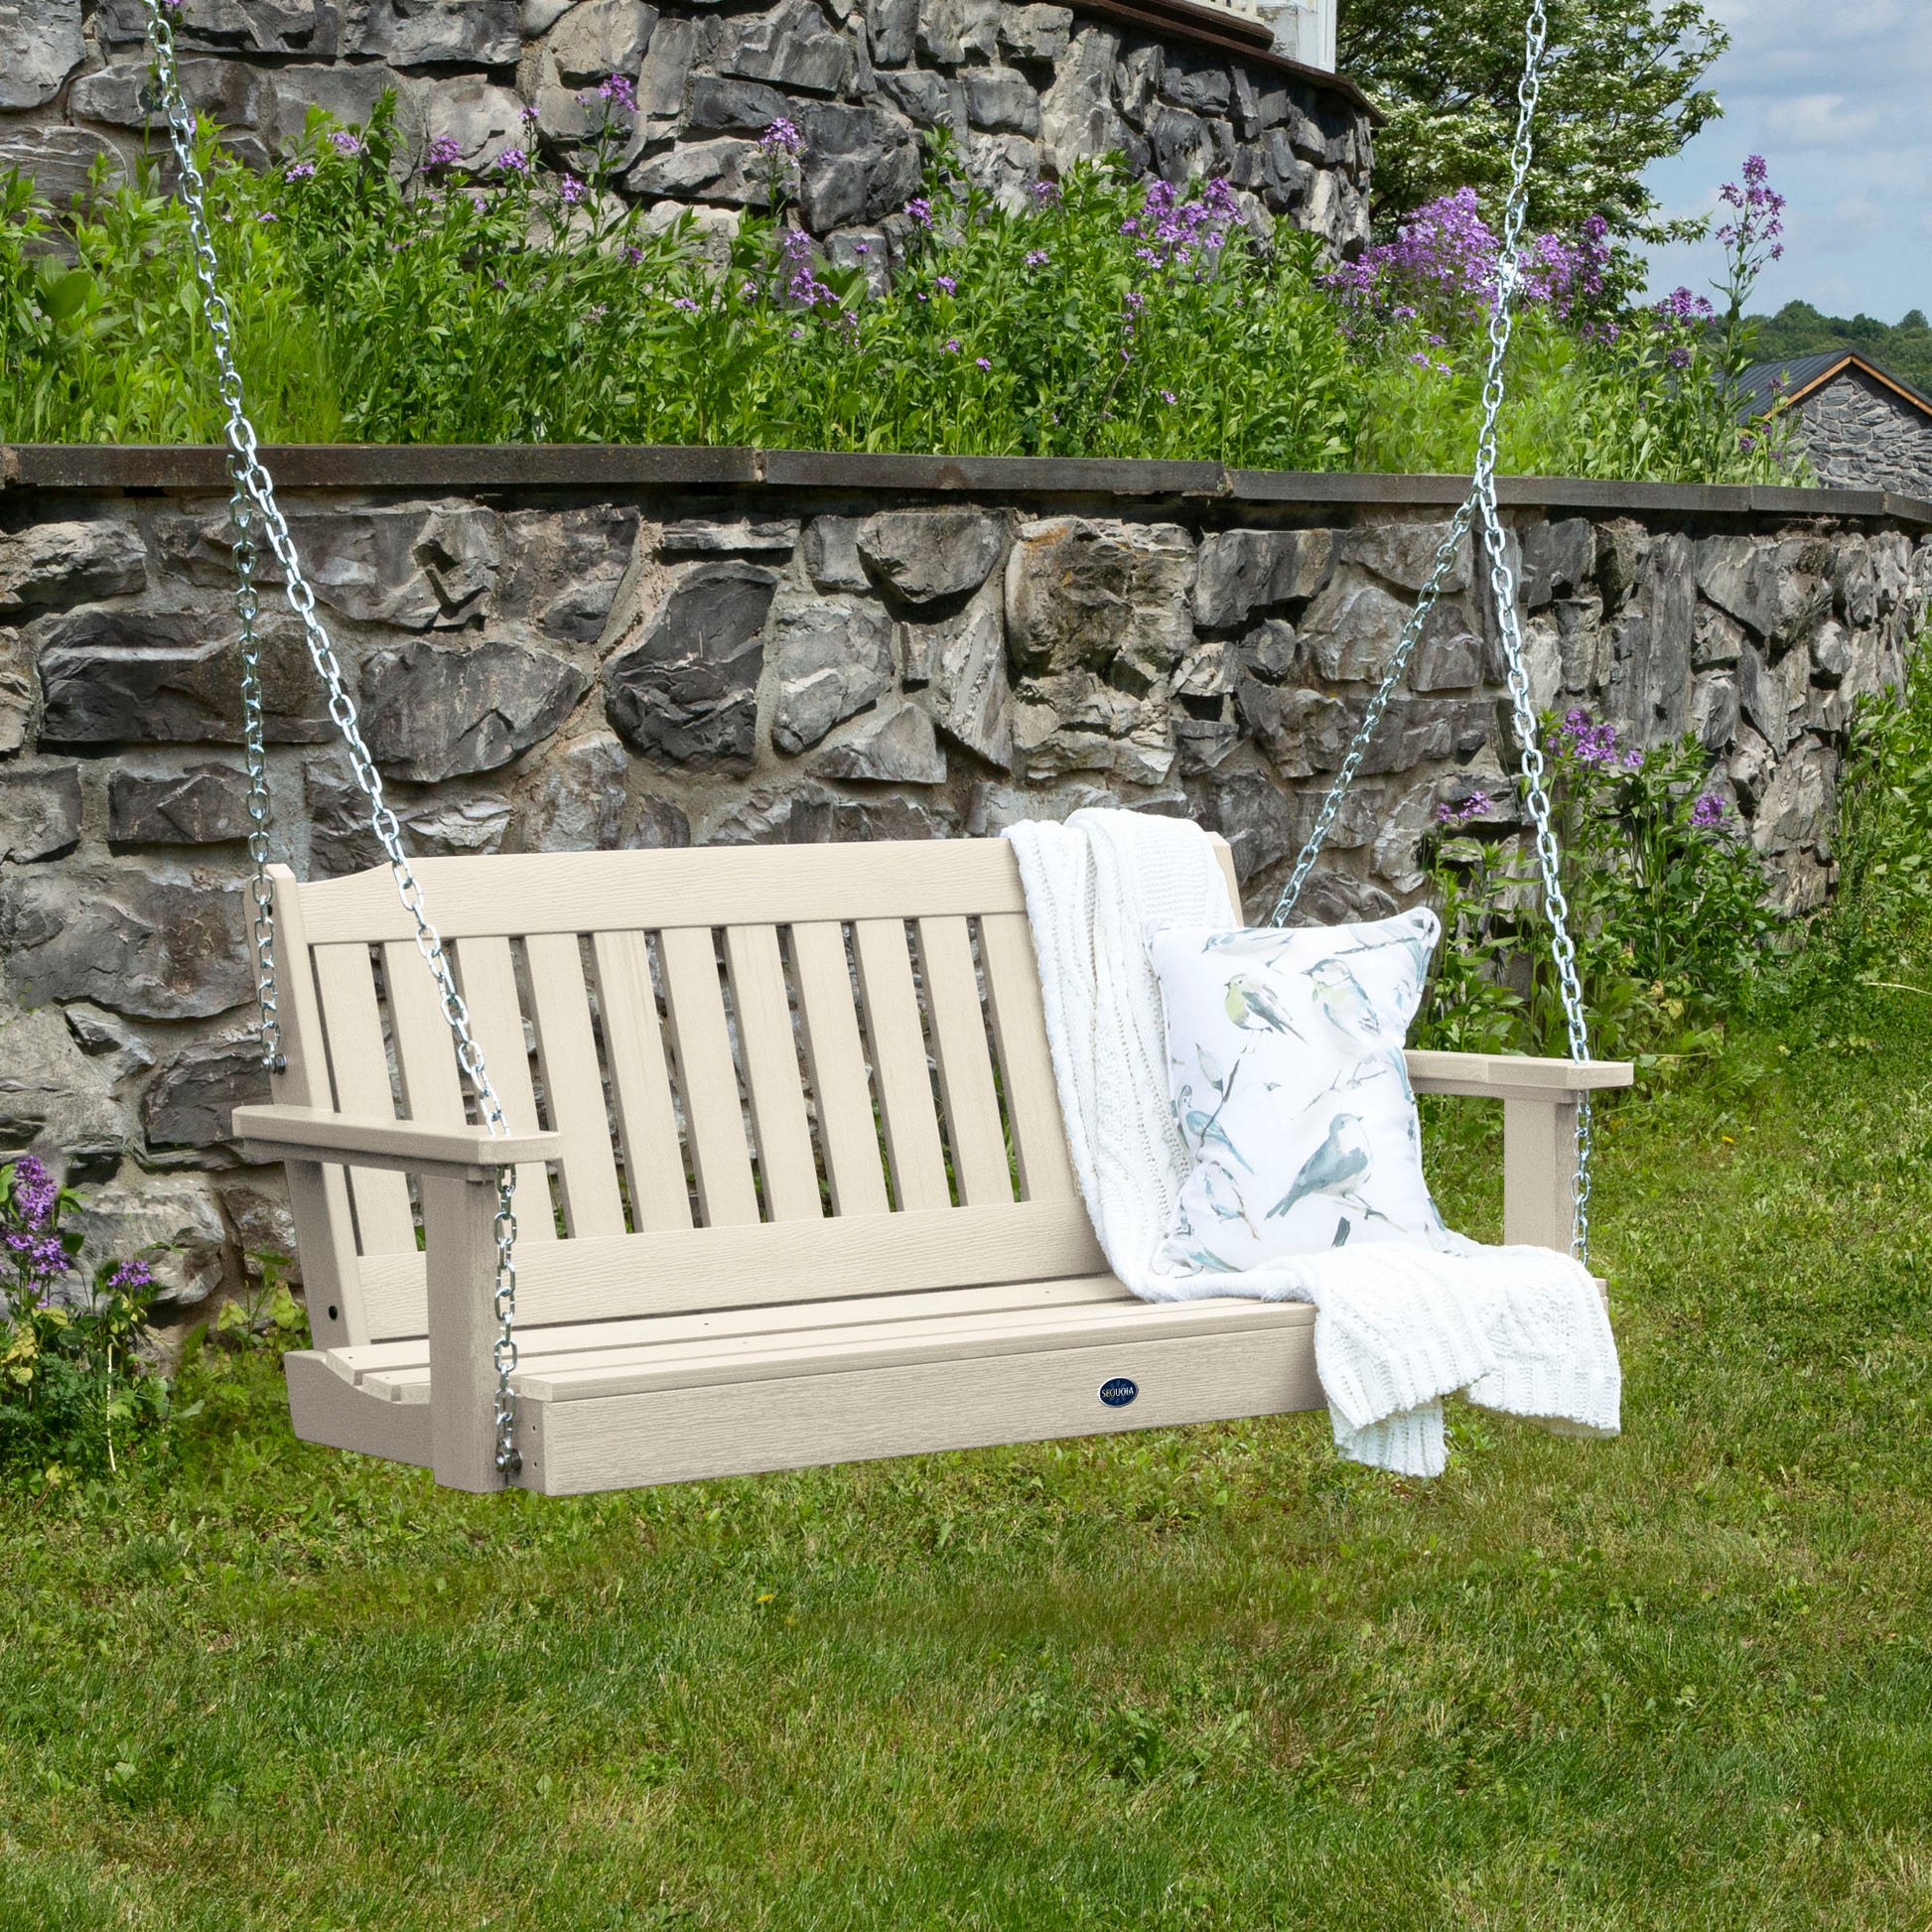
xmin=1004 ymin=807 xmax=1621 ymax=1476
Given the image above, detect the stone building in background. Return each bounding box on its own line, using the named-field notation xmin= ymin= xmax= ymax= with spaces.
xmin=0 ymin=0 xmax=1375 ymax=267
xmin=1737 ymin=350 xmax=1932 ymax=499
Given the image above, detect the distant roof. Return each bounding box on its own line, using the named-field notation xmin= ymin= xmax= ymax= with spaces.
xmin=1735 ymin=348 xmax=1932 ymax=423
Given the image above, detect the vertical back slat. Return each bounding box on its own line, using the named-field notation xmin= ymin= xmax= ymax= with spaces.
xmin=915 ymin=916 xmax=1014 ymax=1207
xmin=311 ymin=942 xmax=417 ymax=1255
xmin=384 ymin=940 xmax=468 ymax=1127
xmin=656 ymin=925 xmax=760 ymax=1227
xmin=789 ymin=921 xmax=891 ymax=1219
xmin=723 ymin=926 xmax=823 ymax=1223
xmin=851 ymin=918 xmax=951 ymax=1213
xmin=590 ymin=930 xmax=693 ymax=1232
xmin=524 ymin=931 xmax=626 ymax=1238
xmin=977 ymin=912 xmax=1078 ymax=1203
xmin=450 ymin=935 xmax=556 ymax=1243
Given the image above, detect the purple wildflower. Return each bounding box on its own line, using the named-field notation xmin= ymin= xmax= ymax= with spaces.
xmin=286 ymin=160 xmax=317 ymax=180
xmin=1024 ymin=248 xmax=1049 ymax=268
xmin=255 ymin=210 xmax=278 ymax=223
xmin=108 ymin=1259 xmax=153 ymax=1295
xmin=1031 ymin=179 xmax=1059 ymax=207
xmin=934 ymin=274 xmax=956 ymax=296
xmin=521 ymin=102 xmax=540 ymax=125
xmin=329 ymin=131 xmax=362 ymax=158
xmin=1554 ymin=707 xmax=1621 ymax=766
xmin=760 ymin=117 xmax=804 ymax=158
xmin=976 ymin=355 xmax=992 ymax=370
xmin=598 ymin=72 xmax=638 ymax=113
xmin=1718 ymin=155 xmax=1786 ymax=268
xmin=1160 ymin=389 xmax=1177 ymax=405
xmin=904 ymin=197 xmax=932 ymax=228
xmin=944 ymin=338 xmax=961 ymax=352
xmin=1434 ymin=789 xmax=1492 ymax=828
xmin=9 ymin=1157 xmax=56 ymax=1231
xmin=777 ymin=224 xmax=836 ymax=309
xmin=1691 ymin=792 xmax=1726 ymax=828
xmin=560 ymin=173 xmax=586 ymax=206
xmin=496 ymin=147 xmax=530 ymax=175
xmin=425 ymin=134 xmax=463 ymax=170
xmin=672 ymin=296 xmax=700 ymax=313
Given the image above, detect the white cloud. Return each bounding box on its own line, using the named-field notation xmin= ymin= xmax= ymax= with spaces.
xmin=1767 ymin=93 xmax=1879 ymax=145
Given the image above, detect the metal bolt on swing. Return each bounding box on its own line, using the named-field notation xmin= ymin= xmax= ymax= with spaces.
xmin=1268 ymin=0 xmax=1596 ymax=1265
xmin=142 ymin=0 xmax=524 ymax=1475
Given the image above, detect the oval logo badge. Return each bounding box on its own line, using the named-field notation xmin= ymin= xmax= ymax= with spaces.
xmin=1099 ymin=1376 xmax=1139 ymax=1409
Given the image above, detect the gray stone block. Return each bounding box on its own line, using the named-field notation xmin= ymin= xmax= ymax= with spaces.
xmin=1006 ymin=516 xmax=1193 ymax=682
xmin=999 ymin=4 xmax=1071 ymax=62
xmin=0 ymin=762 xmax=81 ymax=865
xmin=142 ymin=1035 xmax=270 ymax=1154
xmin=64 ymin=1003 xmax=156 ymax=1087
xmin=0 ymin=868 xmax=250 ymax=1020
xmin=0 ymin=1005 xmax=129 ymax=1183
xmin=359 ymin=637 xmax=589 ymax=782
xmin=621 ymin=794 xmax=693 ymax=849
xmin=603 ymin=561 xmax=777 ymax=769
xmin=869 ymin=0 xmax=919 ymax=65
xmin=1521 ymin=516 xmax=1595 ymax=609
xmin=497 ymin=506 xmax=640 ymax=642
xmin=1192 ymin=528 xmax=1332 ymax=628
xmin=69 ymin=56 xmax=269 ymax=131
xmin=1299 ymin=572 xmax=1410 ymax=682
xmin=0 ymin=627 xmax=28 ymax=758
xmin=0 ymin=0 xmax=83 ymax=109
xmin=803 ymin=516 xmax=872 ymax=591
xmin=107 ymin=761 xmax=254 ymax=845
xmin=1343 ymin=521 xmax=1471 ymax=595
xmin=35 ymin=609 xmax=332 ymax=747
xmin=965 ymin=68 xmax=1040 ymax=136
xmin=660 ymin=515 xmax=799 ymax=555
xmin=719 ymin=0 xmax=853 ymax=93
xmin=70 ymin=1173 xmax=228 ymax=1311
xmin=355 ymin=0 xmax=521 ymax=67
xmin=797 ymin=102 xmax=921 ymax=228
xmin=97 ymin=0 xmax=339 ymax=56
xmin=515 ymin=731 xmax=628 ymax=852
xmin=544 ymin=0 xmax=655 ymax=81
xmin=917 ymin=0 xmax=1001 ymax=66
xmin=813 ymin=700 xmax=947 ymax=782
xmin=771 ymin=594 xmax=896 ymax=754
xmin=877 ymin=67 xmax=966 ymax=130
xmin=0 ymin=129 xmax=123 ymax=209
xmin=859 ymin=508 xmax=1005 ymax=607
xmin=0 ymin=519 xmax=144 ymax=617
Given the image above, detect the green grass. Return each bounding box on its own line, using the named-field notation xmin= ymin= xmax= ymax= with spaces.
xmin=4 ymin=987 xmax=1931 ymax=1930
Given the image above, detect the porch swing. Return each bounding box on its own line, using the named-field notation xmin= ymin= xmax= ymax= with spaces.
xmin=136 ymin=0 xmax=1631 ymax=1494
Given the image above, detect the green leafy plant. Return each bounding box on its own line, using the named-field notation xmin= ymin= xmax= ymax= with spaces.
xmin=0 ymin=1155 xmax=175 ymax=1483
xmin=1418 ymin=709 xmax=1782 ymax=1061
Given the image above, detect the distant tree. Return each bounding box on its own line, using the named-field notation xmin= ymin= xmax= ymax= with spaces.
xmin=1748 ymin=301 xmax=1932 ymax=396
xmin=1339 ymin=0 xmax=1727 ymax=244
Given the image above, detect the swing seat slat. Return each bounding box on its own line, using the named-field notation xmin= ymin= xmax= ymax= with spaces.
xmin=245 ymin=836 xmax=1629 ymax=1495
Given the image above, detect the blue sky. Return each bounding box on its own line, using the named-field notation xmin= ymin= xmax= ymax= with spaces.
xmin=1639 ymin=0 xmax=1932 ymax=322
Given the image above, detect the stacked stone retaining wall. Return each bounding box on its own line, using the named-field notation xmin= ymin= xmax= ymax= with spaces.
xmin=0 ymin=0 xmax=1374 ymax=270
xmin=3 ymin=447 xmax=1928 ymax=1311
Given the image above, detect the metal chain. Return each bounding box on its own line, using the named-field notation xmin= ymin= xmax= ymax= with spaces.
xmin=144 ymin=0 xmax=524 ymax=1472
xmin=1268 ymin=0 xmax=1594 ymax=1261
xmin=228 ymin=480 xmax=282 ymax=1073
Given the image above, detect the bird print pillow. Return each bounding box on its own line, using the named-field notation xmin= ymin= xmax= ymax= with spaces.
xmin=1147 ymin=907 xmax=1451 ymax=1275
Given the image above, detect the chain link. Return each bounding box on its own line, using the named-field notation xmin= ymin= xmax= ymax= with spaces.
xmin=144 ymin=0 xmax=523 ymax=1472
xmin=1268 ymin=0 xmax=1593 ymax=1262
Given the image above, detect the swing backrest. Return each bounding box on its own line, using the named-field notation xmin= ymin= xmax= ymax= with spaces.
xmin=271 ymin=839 xmax=1173 ymax=1352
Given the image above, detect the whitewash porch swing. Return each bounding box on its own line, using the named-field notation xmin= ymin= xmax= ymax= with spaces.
xmin=139 ymin=0 xmax=1631 ymax=1495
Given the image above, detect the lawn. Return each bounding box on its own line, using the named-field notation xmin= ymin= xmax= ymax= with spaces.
xmin=2 ymin=983 xmax=1930 ymax=1930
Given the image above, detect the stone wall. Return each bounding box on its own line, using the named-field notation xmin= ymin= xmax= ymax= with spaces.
xmin=0 ymin=0 xmax=1374 ymax=263
xmin=1792 ymin=368 xmax=1932 ymax=500
xmin=3 ymin=447 xmax=1929 ymax=1313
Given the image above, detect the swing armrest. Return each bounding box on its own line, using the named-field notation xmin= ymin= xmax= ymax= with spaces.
xmin=1404 ymin=1051 xmax=1634 ymax=1097
xmin=233 ymin=1105 xmax=561 ymax=1179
